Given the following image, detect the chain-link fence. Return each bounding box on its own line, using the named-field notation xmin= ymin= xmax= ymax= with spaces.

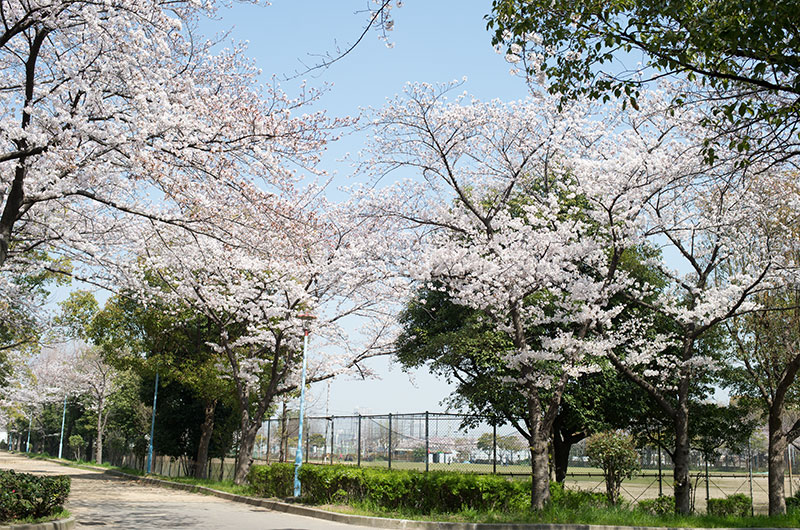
xmin=255 ymin=412 xmax=526 ymax=473
xmin=13 ymin=409 xmax=793 ymax=514
xmin=252 ymin=412 xmax=788 ymax=513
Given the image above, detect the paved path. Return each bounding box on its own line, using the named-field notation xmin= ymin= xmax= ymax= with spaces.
xmin=0 ymin=452 xmax=372 ymax=529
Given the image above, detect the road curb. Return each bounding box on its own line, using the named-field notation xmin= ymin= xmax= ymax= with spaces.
xmin=0 ymin=517 xmax=75 ymax=530
xmin=19 ymin=456 xmax=793 ymax=530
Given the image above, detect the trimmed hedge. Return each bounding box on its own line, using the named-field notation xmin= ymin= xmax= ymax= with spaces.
xmin=248 ymin=463 xmax=597 ymax=513
xmin=0 ymin=469 xmax=70 ymax=522
xmin=706 ymin=493 xmax=751 ymax=517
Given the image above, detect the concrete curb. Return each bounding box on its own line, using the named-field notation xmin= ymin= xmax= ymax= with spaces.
xmin=21 ymin=456 xmax=795 ymax=530
xmin=0 ymin=517 xmax=75 ymax=530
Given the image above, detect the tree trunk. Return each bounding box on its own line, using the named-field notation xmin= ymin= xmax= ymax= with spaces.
xmin=95 ymin=411 xmax=104 ymax=464
xmin=768 ymin=410 xmax=787 ymax=515
xmin=233 ymin=421 xmax=259 ymax=485
xmin=673 ymin=400 xmax=691 ymax=514
xmin=0 ymin=147 xmax=28 ymax=269
xmin=552 ymin=432 xmax=571 ymax=484
xmin=530 ymin=435 xmax=551 ymax=510
xmin=194 ymin=399 xmax=217 ymax=479
xmin=552 ymin=424 xmax=585 ymax=483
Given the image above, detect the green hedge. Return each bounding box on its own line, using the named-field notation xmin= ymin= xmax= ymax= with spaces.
xmin=706 ymin=494 xmax=751 ymax=517
xmin=248 ymin=462 xmax=295 ymax=499
xmin=247 ymin=463 xmax=603 ymax=513
xmin=0 ymin=469 xmax=70 ymax=522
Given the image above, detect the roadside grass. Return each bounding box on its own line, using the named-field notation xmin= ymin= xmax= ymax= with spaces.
xmin=162 ymin=476 xmax=254 ymax=496
xmin=327 ymin=501 xmax=800 ymax=528
xmin=0 ymin=509 xmax=71 ymax=526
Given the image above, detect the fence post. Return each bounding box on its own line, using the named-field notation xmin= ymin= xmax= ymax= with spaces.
xmin=425 ymin=411 xmax=429 ymax=473
xmin=657 ymin=431 xmax=663 ymax=496
xmin=330 ymin=416 xmax=335 ymax=465
xmin=357 ymin=414 xmax=362 ymax=467
xmin=305 ymin=421 xmax=309 ymax=464
xmin=748 ymin=436 xmax=754 ymax=516
xmin=704 ymin=453 xmax=710 ymax=505
xmin=492 ymin=423 xmax=497 ymax=474
xmin=790 ymin=444 xmax=794 ymax=498
xmin=388 ymin=413 xmax=392 ymax=470
xmin=266 ymin=419 xmax=271 ymax=464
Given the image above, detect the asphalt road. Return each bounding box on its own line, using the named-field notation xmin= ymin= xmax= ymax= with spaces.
xmin=0 ymin=452 xmax=374 ymax=529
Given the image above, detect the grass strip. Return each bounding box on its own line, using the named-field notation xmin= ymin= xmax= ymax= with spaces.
xmin=324 ymin=500 xmax=800 ymax=528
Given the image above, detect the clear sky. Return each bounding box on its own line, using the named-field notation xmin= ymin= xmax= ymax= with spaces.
xmin=194 ymin=1 xmax=531 ymax=416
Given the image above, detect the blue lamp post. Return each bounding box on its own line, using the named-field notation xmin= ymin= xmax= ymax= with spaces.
xmin=293 ymin=314 xmax=315 ymax=497
xmin=58 ymin=394 xmax=67 ymax=459
xmin=25 ymin=412 xmax=32 ymax=453
xmin=146 ymin=371 xmax=159 ymax=474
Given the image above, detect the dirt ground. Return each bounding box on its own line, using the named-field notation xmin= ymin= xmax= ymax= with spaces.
xmin=0 ymin=451 xmax=372 ymax=529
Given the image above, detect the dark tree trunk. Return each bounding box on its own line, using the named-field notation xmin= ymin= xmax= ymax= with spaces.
xmin=194 ymin=399 xmax=217 ymax=479
xmin=552 ymin=424 xmax=586 ymax=483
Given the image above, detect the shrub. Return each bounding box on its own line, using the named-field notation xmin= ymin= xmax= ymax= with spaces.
xmin=0 ymin=469 xmax=70 ymax=522
xmin=638 ymin=494 xmax=674 ymax=515
xmin=68 ymin=435 xmax=84 ymax=461
xmin=785 ymin=488 xmax=800 ymax=512
xmin=585 ymin=431 xmax=640 ymax=505
xmin=706 ymin=494 xmax=750 ymax=517
xmin=248 ymin=463 xmax=532 ymax=513
xmin=247 ymin=462 xmax=294 ymax=497
xmin=549 ymin=481 xmax=607 ymax=510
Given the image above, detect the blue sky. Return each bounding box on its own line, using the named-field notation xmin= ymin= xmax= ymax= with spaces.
xmin=196 ymin=1 xmax=531 ymax=415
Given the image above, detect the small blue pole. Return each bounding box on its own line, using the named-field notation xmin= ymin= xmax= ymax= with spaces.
xmin=146 ymin=371 xmax=159 ymax=474
xmin=58 ymin=395 xmax=67 ymax=459
xmin=25 ymin=412 xmax=32 ymax=453
xmin=293 ymin=329 xmax=310 ymax=497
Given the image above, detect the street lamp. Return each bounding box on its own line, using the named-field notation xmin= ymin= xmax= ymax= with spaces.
xmin=25 ymin=411 xmax=32 ymax=453
xmin=58 ymin=394 xmax=67 ymax=459
xmin=293 ymin=313 xmax=315 ymax=497
xmin=146 ymin=371 xmax=160 ymax=474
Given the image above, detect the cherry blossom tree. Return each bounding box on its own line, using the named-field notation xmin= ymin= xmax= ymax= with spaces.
xmin=725 ymin=289 xmax=800 ymax=515
xmin=356 ymin=82 xmax=657 ymax=509
xmin=361 ymin=82 xmax=800 ymax=512
xmin=721 ymin=173 xmax=800 ymax=515
xmin=68 ymin=346 xmax=119 ymax=464
xmin=0 ymin=2 xmax=361 ymax=442
xmin=585 ymin=102 xmax=800 ymax=514
xmin=0 ymin=345 xmax=81 ymax=451
xmin=121 ymin=193 xmax=399 ymax=484
xmin=0 ymin=0 xmax=340 ymax=348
